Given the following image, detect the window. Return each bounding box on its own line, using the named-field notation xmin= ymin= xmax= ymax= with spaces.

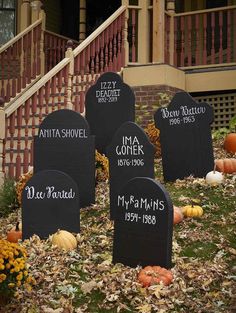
xmin=0 ymin=0 xmax=16 ymax=46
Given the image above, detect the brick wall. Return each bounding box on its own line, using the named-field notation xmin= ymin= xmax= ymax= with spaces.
xmin=133 ymin=84 xmax=183 ymax=128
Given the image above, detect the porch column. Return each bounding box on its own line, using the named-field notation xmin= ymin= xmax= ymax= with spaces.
xmin=138 ymin=0 xmax=150 ymax=64
xmin=20 ymin=0 xmax=31 ymax=31
xmin=167 ymin=0 xmax=175 ymax=65
xmin=0 ymin=98 xmax=5 ymax=185
xmin=152 ymin=0 xmax=165 ymax=63
xmin=79 ymin=0 xmax=86 ymax=43
xmin=31 ymin=0 xmax=42 ymax=23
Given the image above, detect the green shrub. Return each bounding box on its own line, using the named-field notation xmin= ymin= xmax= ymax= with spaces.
xmin=0 ymin=177 xmax=19 ymax=217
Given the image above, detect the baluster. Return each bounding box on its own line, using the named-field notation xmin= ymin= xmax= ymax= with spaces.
xmin=73 ymin=56 xmax=80 ymax=112
xmin=35 ymin=24 xmax=41 ymax=75
xmin=95 ymin=37 xmax=100 ymax=75
xmin=22 ymin=35 xmax=27 ymax=88
xmin=203 ymin=13 xmax=207 ymax=64
xmin=12 ymin=44 xmax=17 ymax=98
xmin=109 ymin=23 xmax=114 ymax=70
xmin=17 ymin=39 xmax=22 ymax=93
xmin=187 ymin=15 xmax=192 ymax=66
xmin=64 ymin=65 xmax=69 ymax=109
xmin=121 ymin=11 xmax=126 ymax=67
xmin=27 ymin=31 xmax=32 ymax=83
xmin=131 ymin=9 xmax=136 ymax=62
xmin=56 ymin=71 xmax=61 ymax=111
xmin=53 ymin=36 xmax=57 ymax=68
xmin=6 ymin=48 xmax=11 ymax=102
xmin=104 ymin=28 xmax=109 ymax=71
xmin=31 ymin=93 xmax=37 ymax=138
xmin=195 ymin=14 xmax=200 ymax=65
xmin=33 ymin=26 xmax=37 ymax=78
xmin=165 ymin=15 xmax=170 ymax=64
xmin=90 ymin=41 xmax=95 ymax=82
xmin=211 ymin=12 xmax=215 ymax=64
xmin=227 ymin=10 xmax=231 ymax=63
xmin=23 ymin=99 xmax=30 ymax=173
xmin=117 ymin=15 xmax=122 ymax=70
xmin=45 ymin=81 xmax=50 ymax=115
xmin=9 ymin=113 xmax=16 ymax=178
xmin=174 ymin=16 xmax=177 ymax=66
xmin=0 ymin=52 xmax=5 ymax=98
xmin=16 ymin=106 xmax=22 ymax=179
xmin=180 ymin=16 xmax=185 ymax=66
xmin=80 ymin=51 xmax=85 ymax=113
xmin=219 ymin=11 xmax=223 ymax=63
xmin=113 ymin=20 xmax=118 ymax=71
xmin=38 ymin=88 xmax=44 ymax=123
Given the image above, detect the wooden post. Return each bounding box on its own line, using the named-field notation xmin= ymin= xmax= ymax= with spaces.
xmin=79 ymin=0 xmax=86 ymax=43
xmin=20 ymin=0 xmax=31 ymax=31
xmin=152 ymin=0 xmax=165 ymax=63
xmin=65 ymin=40 xmax=74 ymax=110
xmin=167 ymin=0 xmax=175 ymax=65
xmin=0 ymin=98 xmax=5 ymax=185
xmin=39 ymin=5 xmax=46 ymax=75
xmin=31 ymin=0 xmax=42 ymax=23
xmin=122 ymin=0 xmax=129 ymax=66
xmin=138 ymin=0 xmax=150 ymax=64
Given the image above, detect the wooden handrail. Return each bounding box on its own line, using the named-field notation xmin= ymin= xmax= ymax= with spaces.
xmin=174 ymin=5 xmax=236 ymax=17
xmin=0 ymin=19 xmax=42 ymax=53
xmin=44 ymin=30 xmax=80 ymax=45
xmin=5 ymin=57 xmax=70 ymax=117
xmin=73 ymin=5 xmax=126 ymax=57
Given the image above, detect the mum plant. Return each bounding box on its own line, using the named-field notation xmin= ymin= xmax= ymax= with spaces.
xmin=0 ymin=239 xmax=34 ymax=303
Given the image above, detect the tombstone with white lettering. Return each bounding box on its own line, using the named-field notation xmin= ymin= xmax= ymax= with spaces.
xmin=22 ymin=170 xmax=80 ymax=239
xmin=34 ymin=109 xmax=95 ymax=207
xmin=107 ymin=121 xmax=155 ymax=219
xmin=85 ymin=72 xmax=135 ymax=154
xmin=113 ymin=177 xmax=173 ymax=268
xmin=154 ymin=92 xmax=214 ymax=181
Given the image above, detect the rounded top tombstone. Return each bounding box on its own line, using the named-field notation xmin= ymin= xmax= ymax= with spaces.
xmin=38 ymin=109 xmax=90 ymax=135
xmin=85 ymin=72 xmax=135 ymax=154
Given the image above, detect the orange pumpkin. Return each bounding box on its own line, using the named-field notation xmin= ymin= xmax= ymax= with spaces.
xmin=173 ymin=206 xmax=183 ymax=225
xmin=138 ymin=266 xmax=173 ymax=287
xmin=224 ymin=133 xmax=236 ymax=154
xmin=215 ymin=158 xmax=236 ymax=174
xmin=7 ymin=222 xmax=22 ymax=243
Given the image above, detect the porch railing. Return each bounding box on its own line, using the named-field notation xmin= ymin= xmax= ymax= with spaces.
xmin=165 ymin=5 xmax=236 ymax=67
xmin=0 ymin=19 xmax=43 ymax=103
xmin=44 ymin=30 xmax=79 ymax=72
xmin=1 ymin=5 xmax=127 ymax=179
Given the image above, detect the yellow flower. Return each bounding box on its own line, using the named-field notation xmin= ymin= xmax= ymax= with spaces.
xmin=0 ymin=273 xmax=6 ymax=281
xmin=8 ymin=283 xmax=15 ymax=288
xmin=0 ymin=264 xmax=5 ymax=270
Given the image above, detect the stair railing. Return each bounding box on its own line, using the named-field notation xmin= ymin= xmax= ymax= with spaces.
xmin=0 ymin=18 xmax=44 ymax=104
xmin=0 ymin=5 xmax=127 ymax=180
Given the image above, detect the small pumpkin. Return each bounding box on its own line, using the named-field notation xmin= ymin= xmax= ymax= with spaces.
xmin=138 ymin=266 xmax=173 ymax=287
xmin=51 ymin=230 xmax=77 ymax=251
xmin=7 ymin=221 xmax=22 ymax=243
xmin=205 ymin=164 xmax=224 ymax=186
xmin=215 ymin=158 xmax=236 ymax=174
xmin=173 ymin=206 xmax=183 ymax=225
xmin=224 ymin=133 xmax=236 ymax=154
xmin=182 ymin=204 xmax=203 ymax=217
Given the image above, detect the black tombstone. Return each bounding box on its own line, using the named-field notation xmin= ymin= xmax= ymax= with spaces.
xmin=85 ymin=72 xmax=135 ymax=154
xmin=107 ymin=121 xmax=155 ymax=219
xmin=154 ymin=92 xmax=214 ymax=181
xmin=22 ymin=170 xmax=80 ymax=239
xmin=34 ymin=109 xmax=95 ymax=207
xmin=113 ymin=177 xmax=173 ymax=268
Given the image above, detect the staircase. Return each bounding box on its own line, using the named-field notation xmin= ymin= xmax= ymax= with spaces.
xmin=0 ymin=6 xmax=127 ymax=181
